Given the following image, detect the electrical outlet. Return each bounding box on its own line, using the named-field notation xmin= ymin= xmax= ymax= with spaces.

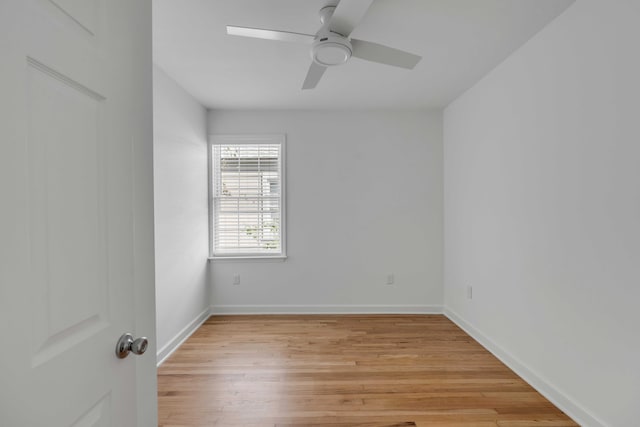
xmin=386 ymin=273 xmax=394 ymax=285
xmin=467 ymin=285 xmax=473 ymax=299
xmin=233 ymin=274 xmax=240 ymax=285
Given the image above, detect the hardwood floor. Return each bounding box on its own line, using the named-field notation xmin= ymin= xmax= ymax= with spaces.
xmin=158 ymin=315 xmax=577 ymax=426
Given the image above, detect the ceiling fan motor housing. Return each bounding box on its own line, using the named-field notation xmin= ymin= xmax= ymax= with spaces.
xmin=311 ymin=33 xmax=352 ymax=67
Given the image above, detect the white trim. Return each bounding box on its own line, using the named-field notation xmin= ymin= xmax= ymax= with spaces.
xmin=156 ymin=307 xmax=211 ymax=366
xmin=207 ymin=137 xmax=214 ymax=257
xmin=444 ymin=307 xmax=606 ymax=427
xmin=208 ymin=134 xmax=287 ymax=259
xmin=208 ymin=255 xmax=287 ymax=262
xmin=210 ymin=304 xmax=443 ymax=315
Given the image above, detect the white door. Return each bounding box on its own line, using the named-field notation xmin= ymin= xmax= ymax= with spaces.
xmin=0 ymin=0 xmax=157 ymax=426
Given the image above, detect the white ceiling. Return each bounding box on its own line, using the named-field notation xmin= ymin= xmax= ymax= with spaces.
xmin=153 ymin=0 xmax=574 ymax=110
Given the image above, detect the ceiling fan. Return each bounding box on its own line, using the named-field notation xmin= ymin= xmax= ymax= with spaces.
xmin=226 ymin=0 xmax=422 ymax=90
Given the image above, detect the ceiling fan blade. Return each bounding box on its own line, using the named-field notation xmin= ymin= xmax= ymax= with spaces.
xmin=329 ymin=0 xmax=374 ymax=37
xmin=227 ymin=25 xmax=315 ymax=44
xmin=351 ymin=39 xmax=422 ymax=69
xmin=302 ymin=62 xmax=327 ymax=90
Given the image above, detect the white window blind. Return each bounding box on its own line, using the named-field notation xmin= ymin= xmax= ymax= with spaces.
xmin=210 ymin=136 xmax=285 ymax=257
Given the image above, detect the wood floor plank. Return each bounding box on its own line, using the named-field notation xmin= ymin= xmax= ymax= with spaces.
xmin=158 ymin=315 xmax=577 ymax=426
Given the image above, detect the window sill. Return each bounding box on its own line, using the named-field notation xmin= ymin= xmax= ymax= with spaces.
xmin=208 ymin=255 xmax=287 ymax=262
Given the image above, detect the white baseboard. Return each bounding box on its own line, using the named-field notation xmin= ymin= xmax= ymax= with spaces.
xmin=444 ymin=307 xmax=605 ymax=427
xmin=156 ymin=306 xmax=211 ymax=366
xmin=210 ymin=304 xmax=443 ymax=315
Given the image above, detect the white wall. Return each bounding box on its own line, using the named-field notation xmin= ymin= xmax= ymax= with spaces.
xmin=444 ymin=1 xmax=640 ymax=426
xmin=153 ymin=66 xmax=209 ymax=361
xmin=208 ymin=110 xmax=443 ymax=313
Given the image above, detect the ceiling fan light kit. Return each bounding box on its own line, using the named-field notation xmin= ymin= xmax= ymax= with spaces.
xmin=226 ymin=0 xmax=422 ymax=90
xmin=311 ymin=35 xmax=352 ymax=66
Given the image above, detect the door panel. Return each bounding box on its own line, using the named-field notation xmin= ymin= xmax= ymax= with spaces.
xmin=0 ymin=0 xmax=156 ymax=425
xmin=70 ymin=394 xmax=111 ymax=427
xmin=46 ymin=0 xmax=101 ymax=36
xmin=27 ymin=58 xmax=110 ymax=367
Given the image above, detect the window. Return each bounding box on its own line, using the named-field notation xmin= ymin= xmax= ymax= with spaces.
xmin=209 ymin=135 xmax=285 ymax=258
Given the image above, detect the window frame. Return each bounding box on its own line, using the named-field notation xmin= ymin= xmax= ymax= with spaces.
xmin=207 ymin=134 xmax=287 ymax=260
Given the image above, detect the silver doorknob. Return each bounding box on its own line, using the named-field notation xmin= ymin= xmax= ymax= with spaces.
xmin=115 ymin=333 xmax=149 ymax=359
